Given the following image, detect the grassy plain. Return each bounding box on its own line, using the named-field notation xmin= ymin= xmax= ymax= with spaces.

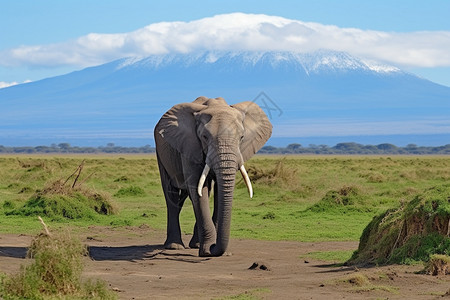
xmin=0 ymin=154 xmax=449 ymax=244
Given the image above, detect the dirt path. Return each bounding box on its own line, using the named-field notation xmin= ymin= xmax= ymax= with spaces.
xmin=0 ymin=227 xmax=448 ymax=299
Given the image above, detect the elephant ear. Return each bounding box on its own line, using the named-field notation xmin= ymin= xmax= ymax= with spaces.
xmin=154 ymin=102 xmax=206 ymax=164
xmin=232 ymin=101 xmax=273 ymax=162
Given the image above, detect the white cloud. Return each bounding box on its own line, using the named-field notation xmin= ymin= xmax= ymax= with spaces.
xmin=0 ymin=81 xmax=18 ymax=88
xmin=1 ymin=13 xmax=450 ymax=69
xmin=0 ymin=80 xmax=31 ymax=89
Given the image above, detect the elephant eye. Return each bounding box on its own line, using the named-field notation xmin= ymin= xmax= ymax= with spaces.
xmin=202 ymin=134 xmax=208 ymax=141
xmin=240 ymin=135 xmax=244 ymax=142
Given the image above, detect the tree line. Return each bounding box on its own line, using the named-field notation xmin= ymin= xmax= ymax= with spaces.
xmin=0 ymin=142 xmax=449 ymax=155
xmin=259 ymin=142 xmax=450 ymax=155
xmin=0 ymin=143 xmax=155 ymax=154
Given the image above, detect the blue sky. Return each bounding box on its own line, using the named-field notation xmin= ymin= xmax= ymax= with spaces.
xmin=1 ymin=0 xmax=450 ymax=87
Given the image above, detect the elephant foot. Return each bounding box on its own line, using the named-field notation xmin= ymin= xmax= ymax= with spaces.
xmin=198 ymin=243 xmax=214 ymax=257
xmin=199 ymin=248 xmax=212 ymax=257
xmin=164 ymin=241 xmax=185 ymax=250
xmin=189 ymin=238 xmax=200 ymax=249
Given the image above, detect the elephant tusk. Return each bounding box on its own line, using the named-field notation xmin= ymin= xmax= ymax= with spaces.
xmin=240 ymin=165 xmax=253 ymax=198
xmin=197 ymin=164 xmax=210 ymax=197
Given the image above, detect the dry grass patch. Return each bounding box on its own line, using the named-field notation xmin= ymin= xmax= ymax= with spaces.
xmin=245 ymin=158 xmax=298 ymax=188
xmin=0 ymin=218 xmax=117 ymax=299
xmin=337 ymin=272 xmax=399 ymax=294
xmin=424 ymin=254 xmax=450 ymax=275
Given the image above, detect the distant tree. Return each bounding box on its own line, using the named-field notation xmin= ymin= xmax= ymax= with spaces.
xmin=377 ymin=143 xmax=398 ymax=153
xmin=259 ymin=145 xmax=278 ymax=153
xmin=58 ymin=143 xmax=71 ymax=150
xmin=286 ymin=143 xmax=302 ymax=152
xmin=333 ymin=142 xmax=363 ymax=153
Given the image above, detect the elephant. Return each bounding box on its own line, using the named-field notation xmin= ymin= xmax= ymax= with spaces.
xmin=154 ymin=96 xmax=272 ymax=256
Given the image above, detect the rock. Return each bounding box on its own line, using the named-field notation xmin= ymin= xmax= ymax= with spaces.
xmin=248 ymin=261 xmax=271 ymax=271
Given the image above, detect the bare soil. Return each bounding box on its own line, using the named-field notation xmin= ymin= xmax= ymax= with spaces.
xmin=1 ymin=227 xmax=449 ymax=299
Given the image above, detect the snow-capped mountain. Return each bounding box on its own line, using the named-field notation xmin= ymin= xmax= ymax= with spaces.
xmin=117 ymin=51 xmax=401 ymax=74
xmin=0 ymin=50 xmax=449 ymax=146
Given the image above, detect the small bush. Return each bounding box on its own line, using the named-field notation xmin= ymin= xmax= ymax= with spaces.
xmin=114 ymin=186 xmax=146 ymax=197
xmin=307 ymin=185 xmax=370 ymax=213
xmin=109 ymin=219 xmax=132 ymax=226
xmin=424 ymin=254 xmax=450 ymax=275
xmin=83 ymin=278 xmax=117 ymax=299
xmin=341 ymin=273 xmax=370 ymax=286
xmin=0 ymin=223 xmax=117 ymax=299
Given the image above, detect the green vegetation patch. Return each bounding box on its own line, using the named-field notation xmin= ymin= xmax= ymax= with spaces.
xmin=114 ymin=185 xmax=146 ymax=197
xmin=6 ymin=179 xmax=116 ymax=221
xmin=217 ymin=288 xmax=271 ymax=300
xmin=0 ymin=228 xmax=116 ymax=299
xmin=336 ymin=273 xmax=399 ymax=294
xmin=348 ymin=184 xmax=450 ymax=265
xmin=307 ymin=185 xmax=373 ymax=213
xmin=1 ymin=155 xmax=449 ymax=242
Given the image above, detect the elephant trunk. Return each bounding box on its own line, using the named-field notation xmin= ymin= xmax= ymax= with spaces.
xmin=210 ymin=151 xmax=237 ymax=256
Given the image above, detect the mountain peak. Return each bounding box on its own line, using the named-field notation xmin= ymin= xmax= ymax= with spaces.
xmin=116 ymin=50 xmax=402 ymax=75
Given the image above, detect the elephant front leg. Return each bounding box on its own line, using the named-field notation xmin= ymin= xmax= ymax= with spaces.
xmin=191 ymin=185 xmax=216 ymax=256
xmin=189 ymin=222 xmax=200 ymax=249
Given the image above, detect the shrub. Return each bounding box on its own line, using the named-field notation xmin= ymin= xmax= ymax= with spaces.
xmin=0 ymin=222 xmax=117 ymax=299
xmin=114 ymin=185 xmax=146 ymax=197
xmin=306 ymin=185 xmax=371 ymax=213
xmin=348 ymin=184 xmax=450 ymax=265
xmin=424 ymin=254 xmax=450 ymax=275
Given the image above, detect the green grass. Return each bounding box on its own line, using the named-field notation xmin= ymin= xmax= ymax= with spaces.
xmin=0 ymin=155 xmax=449 ymax=244
xmin=216 ymin=288 xmax=271 ymax=299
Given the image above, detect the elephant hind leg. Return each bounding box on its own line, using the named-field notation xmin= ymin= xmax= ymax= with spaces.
xmin=159 ymin=165 xmax=187 ymax=249
xmin=164 ymin=187 xmax=187 ymax=249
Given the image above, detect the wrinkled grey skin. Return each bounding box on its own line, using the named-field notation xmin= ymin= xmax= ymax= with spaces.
xmin=154 ymin=97 xmax=272 ymax=256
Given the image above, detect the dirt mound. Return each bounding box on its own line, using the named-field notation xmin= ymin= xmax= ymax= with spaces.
xmin=5 ymin=162 xmax=116 ymax=220
xmin=348 ymin=184 xmax=450 ymax=265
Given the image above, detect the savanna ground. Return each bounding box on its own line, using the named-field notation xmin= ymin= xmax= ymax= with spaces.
xmin=0 ymin=155 xmax=449 ymax=299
